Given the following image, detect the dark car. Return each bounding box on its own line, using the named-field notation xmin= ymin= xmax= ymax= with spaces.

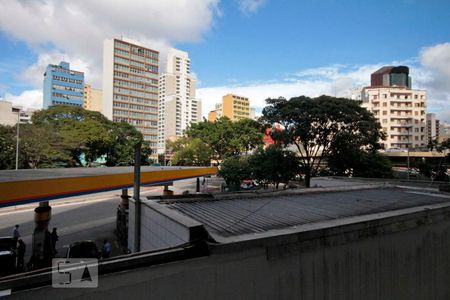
xmin=0 ymin=237 xmax=17 ymax=276
xmin=65 ymin=241 xmax=100 ymax=259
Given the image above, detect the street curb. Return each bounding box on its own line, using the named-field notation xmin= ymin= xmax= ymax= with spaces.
xmin=0 ymin=186 xmax=168 ymax=215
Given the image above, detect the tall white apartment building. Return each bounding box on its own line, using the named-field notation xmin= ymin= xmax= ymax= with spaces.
xmin=426 ymin=113 xmax=440 ymax=142
xmin=102 ymin=38 xmax=159 ymax=150
xmin=362 ymin=66 xmax=427 ymax=149
xmin=158 ymin=48 xmax=202 ymax=154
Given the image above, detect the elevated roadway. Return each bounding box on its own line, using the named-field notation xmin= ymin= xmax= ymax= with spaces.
xmin=0 ymin=166 xmax=217 ymax=208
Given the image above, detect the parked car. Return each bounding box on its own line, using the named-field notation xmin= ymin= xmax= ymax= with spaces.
xmin=0 ymin=237 xmax=17 ymax=276
xmin=65 ymin=240 xmax=100 ymax=259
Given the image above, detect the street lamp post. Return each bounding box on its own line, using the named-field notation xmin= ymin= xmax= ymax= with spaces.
xmin=407 ymin=136 xmax=410 ymax=180
xmin=406 ymin=118 xmax=412 ymax=180
xmin=15 ymin=110 xmax=20 ymax=170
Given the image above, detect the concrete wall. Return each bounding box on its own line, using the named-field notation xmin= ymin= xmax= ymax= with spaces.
xmin=0 ymin=101 xmax=17 ymax=126
xmin=102 ymin=39 xmax=114 ymax=120
xmin=12 ymin=203 xmax=450 ymax=300
xmin=128 ymin=199 xmax=205 ymax=253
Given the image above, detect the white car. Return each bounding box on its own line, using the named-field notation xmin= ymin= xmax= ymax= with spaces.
xmin=384 ymin=148 xmax=407 ymax=153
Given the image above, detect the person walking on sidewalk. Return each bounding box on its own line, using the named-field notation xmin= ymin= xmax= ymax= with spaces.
xmin=12 ymin=225 xmax=20 ymax=248
xmin=102 ymin=239 xmax=111 ymax=258
xmin=17 ymin=239 xmax=26 ymax=271
xmin=50 ymin=228 xmax=59 ymax=256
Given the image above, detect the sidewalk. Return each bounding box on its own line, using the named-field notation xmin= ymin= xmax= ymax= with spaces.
xmin=0 ymin=186 xmax=163 ymax=216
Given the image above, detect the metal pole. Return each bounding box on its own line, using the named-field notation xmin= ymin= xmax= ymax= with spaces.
xmin=196 ymin=177 xmax=200 ymax=193
xmin=15 ymin=111 xmax=20 ymax=170
xmin=407 ymin=125 xmax=410 ymax=180
xmin=133 ymin=142 xmax=142 ymax=252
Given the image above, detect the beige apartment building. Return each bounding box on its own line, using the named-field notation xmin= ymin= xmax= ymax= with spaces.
xmin=362 ymin=66 xmax=426 ymax=149
xmin=426 ymin=113 xmax=440 ymax=142
xmin=102 ymin=38 xmax=159 ymax=149
xmin=208 ymin=94 xmax=254 ymax=122
xmin=0 ymin=101 xmax=35 ymax=126
xmin=158 ymin=48 xmax=201 ymax=155
xmin=83 ymin=84 xmax=103 ymax=112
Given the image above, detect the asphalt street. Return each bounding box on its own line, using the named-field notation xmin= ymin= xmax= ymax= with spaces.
xmin=0 ymin=178 xmax=207 ymax=263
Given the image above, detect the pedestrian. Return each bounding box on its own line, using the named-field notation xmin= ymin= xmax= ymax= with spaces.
xmin=102 ymin=239 xmax=111 ymax=259
xmin=12 ymin=225 xmax=20 ymax=248
xmin=50 ymin=228 xmax=59 ymax=256
xmin=17 ymin=239 xmax=26 ymax=271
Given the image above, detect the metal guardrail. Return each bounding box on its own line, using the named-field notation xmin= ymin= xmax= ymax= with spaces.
xmin=328 ymin=176 xmax=448 ymax=187
xmin=0 ymin=241 xmax=208 ymax=293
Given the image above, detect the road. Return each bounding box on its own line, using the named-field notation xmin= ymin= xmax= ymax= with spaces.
xmin=0 ymin=178 xmax=206 ymax=263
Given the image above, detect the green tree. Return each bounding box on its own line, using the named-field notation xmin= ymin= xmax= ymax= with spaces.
xmin=262 ymin=95 xmax=385 ymax=187
xmin=353 ymin=152 xmax=393 ymax=178
xmin=32 ymin=105 xmax=113 ymax=166
xmin=249 ymin=145 xmax=301 ymax=188
xmin=32 ymin=105 xmax=109 ymax=128
xmin=187 ymin=117 xmax=263 ymax=162
xmin=61 ymin=119 xmax=111 ymax=166
xmin=105 ymin=121 xmax=151 ymax=166
xmin=167 ymin=137 xmax=212 ymax=166
xmin=417 ymin=139 xmax=450 ymax=181
xmin=19 ymin=124 xmax=71 ymax=168
xmin=0 ymin=106 xmax=151 ymax=169
xmin=218 ymin=156 xmax=250 ymax=191
xmin=326 ymin=131 xmax=393 ymax=178
xmin=32 ymin=105 xmax=150 ymax=167
xmin=0 ymin=125 xmax=16 ymax=169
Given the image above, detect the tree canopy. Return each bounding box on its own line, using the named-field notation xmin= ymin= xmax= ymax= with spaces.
xmin=262 ymin=95 xmax=385 ymax=187
xmin=0 ymin=105 xmax=152 ymax=169
xmin=186 ymin=117 xmax=264 ymax=162
xmin=167 ymin=137 xmax=213 ymax=166
xmin=249 ymin=145 xmax=301 ymax=188
xmin=0 ymin=125 xmax=17 ymax=169
xmin=218 ymin=156 xmax=251 ymax=191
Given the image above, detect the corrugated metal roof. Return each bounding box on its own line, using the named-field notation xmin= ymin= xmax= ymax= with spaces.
xmin=165 ymin=187 xmax=450 ymax=238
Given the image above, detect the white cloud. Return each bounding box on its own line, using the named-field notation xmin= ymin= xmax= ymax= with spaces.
xmin=198 ymin=79 xmax=334 ymax=117
xmin=420 ymin=43 xmax=450 ymax=81
xmin=198 ymin=46 xmax=450 ymax=123
xmin=19 ymin=51 xmax=93 ymax=89
xmin=237 ymin=0 xmax=266 ymax=15
xmin=3 ymin=90 xmax=43 ymax=110
xmin=416 ymin=43 xmax=450 ymax=120
xmin=198 ymin=63 xmax=385 ymax=116
xmin=0 ymin=1 xmax=449 ymax=124
xmin=0 ymin=0 xmax=220 ymax=104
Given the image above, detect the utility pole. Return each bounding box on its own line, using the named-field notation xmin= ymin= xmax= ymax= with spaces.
xmin=133 ymin=142 xmax=142 ymax=253
xmin=15 ymin=110 xmax=20 ymax=170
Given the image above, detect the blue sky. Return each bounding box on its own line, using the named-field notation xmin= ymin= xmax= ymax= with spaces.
xmin=182 ymin=0 xmax=450 ymax=87
xmin=0 ymin=0 xmax=449 ymax=120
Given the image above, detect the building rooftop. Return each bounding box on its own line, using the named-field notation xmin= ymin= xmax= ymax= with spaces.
xmin=161 ymin=185 xmax=450 ymax=242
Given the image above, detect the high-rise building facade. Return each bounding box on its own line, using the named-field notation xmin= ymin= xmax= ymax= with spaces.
xmin=208 ymin=103 xmax=223 ymax=121
xmin=0 ymin=101 xmax=35 ymax=126
xmin=371 ymin=66 xmax=411 ymax=88
xmin=362 ymin=66 xmax=427 ymax=149
xmin=103 ymin=38 xmax=159 ymax=149
xmin=439 ymin=122 xmax=450 ymax=143
xmin=426 ymin=113 xmax=440 ymax=142
xmin=83 ymin=84 xmax=103 ymax=112
xmin=43 ymin=61 xmax=84 ymax=108
xmin=158 ymin=48 xmax=202 ymax=154
xmin=208 ymin=94 xmax=253 ymax=122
